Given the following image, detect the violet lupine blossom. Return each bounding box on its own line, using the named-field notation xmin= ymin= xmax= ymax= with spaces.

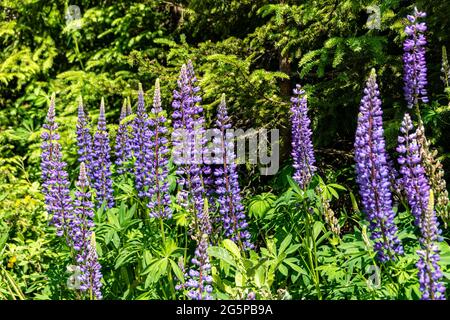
xmin=213 ymin=94 xmax=253 ymax=250
xmin=132 ymin=84 xmax=152 ymax=198
xmin=115 ymin=99 xmax=132 ymax=175
xmin=183 ymin=234 xmax=213 ymax=300
xmin=290 ymin=84 xmax=316 ymax=189
xmin=403 ymin=8 xmax=428 ymax=109
xmin=147 ymin=79 xmax=172 ymax=219
xmin=172 ymin=62 xmax=214 ymax=299
xmin=76 ymin=98 xmax=94 ymax=180
xmin=40 ymin=94 xmax=74 ymax=238
xmin=172 ymin=61 xmax=211 ymax=235
xmin=80 ymin=237 xmax=103 ymax=300
xmin=354 ymin=70 xmax=404 ymax=262
xmin=396 ymin=113 xmax=446 ymax=300
xmin=92 ymin=98 xmax=114 ymax=209
xmin=72 ymin=162 xmax=103 ymax=300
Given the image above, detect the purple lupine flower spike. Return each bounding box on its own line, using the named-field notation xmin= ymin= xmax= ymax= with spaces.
xmin=172 ymin=64 xmax=192 ymax=211
xmin=403 ymin=7 xmax=428 ymax=109
xmin=132 ymin=83 xmax=152 ymax=197
xmin=147 ymin=79 xmax=172 ymax=219
xmin=82 ymin=235 xmax=103 ymax=300
xmin=172 ymin=61 xmax=213 ymax=299
xmin=290 ymin=84 xmax=316 ymax=188
xmin=73 ymin=162 xmax=103 ymax=299
xmin=172 ymin=61 xmax=211 ymax=235
xmin=397 ymin=113 xmax=446 ymax=300
xmin=185 ymin=234 xmax=213 ymax=300
xmin=76 ymin=97 xmax=94 ymax=180
xmin=115 ymin=100 xmax=132 ymax=175
xmin=92 ymin=98 xmax=114 ymax=208
xmin=354 ymin=69 xmax=404 ymax=262
xmin=213 ymin=94 xmax=253 ymax=250
xmin=40 ymin=93 xmax=74 ymax=239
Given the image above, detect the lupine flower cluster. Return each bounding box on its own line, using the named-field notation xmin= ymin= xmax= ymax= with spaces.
xmin=38 ymin=8 xmax=450 ymax=300
xmin=213 ymin=94 xmax=252 ymax=250
xmin=402 ymin=9 xmax=450 ymax=226
xmin=172 ymin=61 xmax=210 ymax=235
xmin=132 ymin=84 xmax=152 ymax=197
xmin=354 ymin=70 xmax=404 ymax=262
xmin=177 ymin=233 xmax=213 ymax=300
xmin=41 ymin=94 xmax=74 ymax=239
xmin=72 ymin=162 xmax=103 ymax=300
xmin=396 ymin=114 xmax=446 ymax=300
xmin=403 ymin=7 xmax=428 ymax=109
xmin=146 ymin=79 xmax=172 ymax=219
xmin=290 ymin=84 xmax=316 ymax=189
xmin=76 ymin=98 xmax=94 ymax=180
xmin=91 ymin=99 xmax=114 ymax=208
xmin=172 ymin=61 xmax=213 ymax=300
xmin=114 ymin=99 xmax=133 ymax=175
xmin=41 ymin=97 xmax=103 ymax=299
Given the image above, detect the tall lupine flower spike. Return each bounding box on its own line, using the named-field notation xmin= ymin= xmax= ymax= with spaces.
xmin=403 ymin=11 xmax=450 ymax=226
xmin=172 ymin=62 xmax=213 ymax=299
xmin=290 ymin=84 xmax=316 ymax=188
xmin=172 ymin=61 xmax=210 ymax=236
xmin=92 ymin=98 xmax=114 ymax=208
xmin=40 ymin=94 xmax=74 ymax=239
xmin=176 ymin=232 xmax=214 ymax=300
xmin=132 ymin=83 xmax=152 ymax=197
xmin=82 ymin=235 xmax=103 ymax=300
xmin=73 ymin=162 xmax=103 ymax=300
xmin=115 ymin=99 xmax=132 ymax=175
xmin=396 ymin=114 xmax=446 ymax=300
xmin=402 ymin=27 xmax=450 ymax=226
xmin=213 ymin=94 xmax=253 ymax=249
xmin=354 ymin=70 xmax=403 ymax=262
xmin=403 ymin=7 xmax=428 ymax=110
xmin=184 ymin=233 xmax=213 ymax=300
xmin=147 ymin=79 xmax=172 ymax=219
xmin=76 ymin=97 xmax=94 ymax=180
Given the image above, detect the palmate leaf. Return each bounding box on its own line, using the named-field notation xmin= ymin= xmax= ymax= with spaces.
xmin=222 ymin=239 xmax=241 ymax=259
xmin=207 ymin=246 xmax=236 ymax=267
xmin=248 ymin=192 xmax=276 ymax=219
xmin=143 ymin=258 xmax=169 ymax=287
